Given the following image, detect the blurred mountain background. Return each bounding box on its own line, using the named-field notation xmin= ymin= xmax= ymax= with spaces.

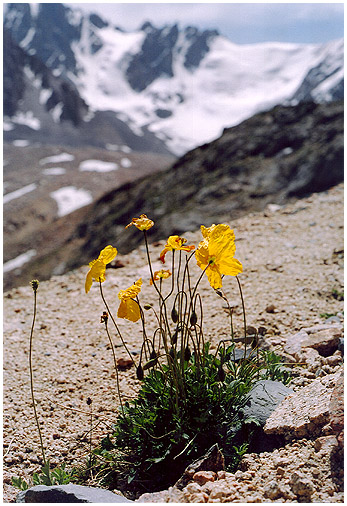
xmin=3 ymin=3 xmax=344 ymax=290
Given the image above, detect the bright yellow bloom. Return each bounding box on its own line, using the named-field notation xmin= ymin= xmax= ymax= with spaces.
xmin=117 ymin=279 xmax=142 ymax=322
xmin=125 ymin=214 xmax=154 ymax=231
xmin=160 ymin=235 xmax=195 ymax=263
xmin=85 ymin=245 xmax=118 ymax=293
xmin=150 ymin=269 xmax=172 ymax=285
xmin=195 ymin=224 xmax=242 ymax=289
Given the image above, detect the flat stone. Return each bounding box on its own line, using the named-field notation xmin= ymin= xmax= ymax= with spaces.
xmin=284 ymin=325 xmax=342 ymax=357
xmin=264 ymin=370 xmax=341 ymax=439
xmin=300 ymin=328 xmax=342 ymax=357
xmin=244 ymin=380 xmax=293 ymax=425
xmin=16 ymin=484 xmax=132 ymax=503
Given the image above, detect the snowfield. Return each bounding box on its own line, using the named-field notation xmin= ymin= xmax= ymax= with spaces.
xmin=50 ymin=186 xmax=93 ymax=217
xmin=78 ymin=159 xmax=119 ymax=172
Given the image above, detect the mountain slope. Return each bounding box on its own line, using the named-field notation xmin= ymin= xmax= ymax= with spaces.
xmin=7 ymin=99 xmax=343 ymax=289
xmin=4 ymin=3 xmax=344 ymax=155
xmin=66 ymin=100 xmax=343 ymax=264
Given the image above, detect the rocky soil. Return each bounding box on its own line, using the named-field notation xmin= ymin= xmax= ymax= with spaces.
xmin=3 ymin=183 xmax=344 ymax=503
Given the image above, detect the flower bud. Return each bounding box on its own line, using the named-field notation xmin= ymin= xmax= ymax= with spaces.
xmin=143 ymin=357 xmax=158 ymax=370
xmin=136 ymin=365 xmax=144 ymax=380
xmin=143 ymin=303 xmax=153 ymax=310
xmin=190 ymin=311 xmax=198 ymax=326
xmin=171 ymin=307 xmax=178 ymax=323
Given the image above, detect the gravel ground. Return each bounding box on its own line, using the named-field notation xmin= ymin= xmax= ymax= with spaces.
xmin=3 ymin=183 xmax=344 ymax=502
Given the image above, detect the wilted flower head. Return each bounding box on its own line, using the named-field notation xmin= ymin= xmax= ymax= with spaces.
xmin=160 ymin=235 xmax=195 ymax=263
xmin=126 ymin=214 xmax=154 ymax=231
xmin=195 ymin=224 xmax=242 ymax=289
xmin=117 ymin=279 xmax=142 ymax=322
xmin=85 ymin=245 xmax=118 ymax=293
xmin=150 ymin=269 xmax=172 ymax=285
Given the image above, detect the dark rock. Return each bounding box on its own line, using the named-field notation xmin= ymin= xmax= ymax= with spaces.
xmin=16 ymin=484 xmax=133 ymax=503
xmin=240 ymin=380 xmax=292 ymax=452
xmin=244 ymin=380 xmax=293 ymax=426
xmin=175 ymin=444 xmax=224 ymax=490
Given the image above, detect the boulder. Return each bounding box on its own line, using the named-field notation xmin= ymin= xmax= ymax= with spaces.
xmin=244 ymin=380 xmax=293 ymax=426
xmin=264 ymin=370 xmax=341 ymax=439
xmin=16 ymin=484 xmax=132 ymax=503
xmin=284 ymin=324 xmax=342 ymax=357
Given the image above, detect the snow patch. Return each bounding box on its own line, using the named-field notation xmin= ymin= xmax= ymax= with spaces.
xmin=50 ymin=186 xmax=93 ymax=217
xmin=12 ymin=110 xmax=40 ymax=130
xmin=51 ymin=102 xmax=63 ymax=122
xmin=4 ymin=249 xmax=37 ymax=273
xmin=79 ymin=159 xmax=119 ymax=172
xmin=120 ymin=158 xmax=132 ymax=168
xmin=19 ymin=27 xmax=35 ymax=48
xmin=3 ymin=183 xmax=37 ymax=204
xmin=42 ymin=167 xmax=67 ymax=175
xmin=3 ymin=121 xmax=14 ymax=131
xmin=39 ymin=153 xmax=75 ymax=165
xmin=39 ymin=88 xmax=53 ymax=104
xmin=12 ymin=140 xmax=30 ymax=147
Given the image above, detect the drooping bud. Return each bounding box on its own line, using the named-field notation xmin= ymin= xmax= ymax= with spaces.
xmin=136 ymin=365 xmax=144 ymax=380
xmin=190 ymin=311 xmax=198 ymax=326
xmin=171 ymin=307 xmax=178 ymax=323
xmin=150 ymin=350 xmax=157 ymax=360
xmin=143 ymin=357 xmax=158 ymax=370
xmin=143 ymin=303 xmax=153 ymax=310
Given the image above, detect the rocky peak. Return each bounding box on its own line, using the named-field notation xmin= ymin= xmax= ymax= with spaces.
xmin=126 ymin=23 xmax=179 ymax=91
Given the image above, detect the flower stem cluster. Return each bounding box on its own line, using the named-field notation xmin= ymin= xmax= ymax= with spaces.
xmin=85 ymin=214 xmax=247 ymax=414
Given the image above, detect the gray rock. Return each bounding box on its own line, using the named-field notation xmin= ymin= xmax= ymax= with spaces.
xmin=244 ymin=380 xmax=293 ymax=425
xmin=16 ymin=484 xmax=132 ymax=503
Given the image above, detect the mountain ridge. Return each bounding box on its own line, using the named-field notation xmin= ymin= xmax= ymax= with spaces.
xmin=4 ymin=3 xmax=344 ymax=155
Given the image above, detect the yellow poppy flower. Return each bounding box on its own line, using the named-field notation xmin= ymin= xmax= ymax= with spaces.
xmin=160 ymin=235 xmax=195 ymax=263
xmin=125 ymin=214 xmax=154 ymax=231
xmin=149 ymin=269 xmax=172 ymax=285
xmin=195 ymin=224 xmax=242 ymax=289
xmin=117 ymin=279 xmax=142 ymax=322
xmin=85 ymin=245 xmax=118 ymax=293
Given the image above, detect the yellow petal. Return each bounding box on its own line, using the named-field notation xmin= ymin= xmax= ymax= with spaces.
xmin=206 ymin=265 xmax=223 ymax=289
xmin=98 ymin=245 xmax=118 ymax=264
xmin=85 ymin=270 xmax=93 ymax=293
xmin=218 ymin=257 xmax=243 ymax=276
xmin=117 ymin=299 xmax=141 ymax=322
xmin=89 ymin=259 xmax=106 ymax=282
xmin=160 ymin=246 xmax=170 ymax=263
